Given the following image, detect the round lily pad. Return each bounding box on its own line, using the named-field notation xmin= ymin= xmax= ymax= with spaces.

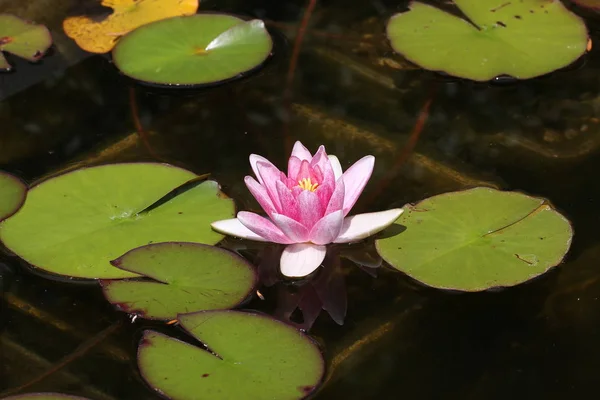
xmin=0 ymin=163 xmax=234 ymax=280
xmin=101 ymin=242 xmax=257 ymax=320
xmin=63 ymin=0 xmax=199 ymax=54
xmin=1 ymin=394 xmax=91 ymax=400
xmin=0 ymin=14 xmax=52 ymax=71
xmin=376 ymin=187 xmax=573 ymax=291
xmin=112 ymin=14 xmax=273 ymax=87
xmin=139 ymin=310 xmax=324 ymax=399
xmin=386 ymin=0 xmax=588 ymax=81
xmin=0 ymin=171 xmax=26 ymax=222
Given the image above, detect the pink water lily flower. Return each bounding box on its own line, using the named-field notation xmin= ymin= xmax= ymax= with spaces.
xmin=212 ymin=141 xmax=403 ymax=277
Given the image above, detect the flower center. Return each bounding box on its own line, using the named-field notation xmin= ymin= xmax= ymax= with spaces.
xmin=297 ymin=178 xmax=319 ymax=192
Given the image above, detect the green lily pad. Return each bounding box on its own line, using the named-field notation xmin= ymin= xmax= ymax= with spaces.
xmin=101 ymin=242 xmax=257 ymax=320
xmin=376 ymin=187 xmax=573 ymax=291
xmin=0 ymin=14 xmax=52 ymax=71
xmin=0 ymin=171 xmax=26 ymax=222
xmin=112 ymin=14 xmax=273 ymax=87
xmin=386 ymin=0 xmax=588 ymax=81
xmin=0 ymin=163 xmax=234 ymax=280
xmin=139 ymin=311 xmax=324 ymax=399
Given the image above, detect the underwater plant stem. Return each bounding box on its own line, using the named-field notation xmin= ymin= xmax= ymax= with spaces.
xmin=282 ymin=0 xmax=318 ymax=154
xmin=128 ymin=87 xmax=165 ymax=162
xmin=0 ymin=321 xmax=122 ymax=397
xmin=363 ymin=85 xmax=437 ymax=207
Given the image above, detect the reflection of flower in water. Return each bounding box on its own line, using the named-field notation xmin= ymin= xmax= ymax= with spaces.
xmin=227 ymin=239 xmax=382 ymax=331
xmin=212 ymin=141 xmax=402 ymax=278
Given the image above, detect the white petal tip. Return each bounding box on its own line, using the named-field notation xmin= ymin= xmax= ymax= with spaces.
xmin=211 ymin=218 xmax=267 ymax=242
xmin=334 ymin=208 xmax=404 ymax=243
xmin=280 ymin=243 xmax=327 ymax=278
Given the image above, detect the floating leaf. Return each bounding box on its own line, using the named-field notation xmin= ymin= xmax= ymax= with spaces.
xmin=0 ymin=171 xmax=26 ymax=222
xmin=386 ymin=0 xmax=588 ymax=81
xmin=0 ymin=14 xmax=52 ymax=71
xmin=112 ymin=14 xmax=273 ymax=87
xmin=139 ymin=311 xmax=324 ymax=399
xmin=101 ymin=242 xmax=257 ymax=320
xmin=0 ymin=163 xmax=234 ymax=280
xmin=376 ymin=187 xmax=573 ymax=291
xmin=63 ymin=0 xmax=199 ymax=53
xmin=1 ymin=394 xmax=91 ymax=400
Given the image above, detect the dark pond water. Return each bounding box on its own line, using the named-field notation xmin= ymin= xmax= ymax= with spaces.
xmin=2 ymin=0 xmax=600 ymax=399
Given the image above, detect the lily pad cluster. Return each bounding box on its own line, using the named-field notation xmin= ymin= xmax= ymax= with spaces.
xmin=386 ymin=0 xmax=589 ymax=81
xmin=0 ymin=14 xmax=52 ymax=71
xmin=376 ymin=187 xmax=573 ymax=291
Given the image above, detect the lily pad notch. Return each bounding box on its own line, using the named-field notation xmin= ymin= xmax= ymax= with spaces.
xmin=112 ymin=14 xmax=273 ymax=87
xmin=0 ymin=14 xmax=52 ymax=71
xmin=101 ymin=242 xmax=258 ymax=320
xmin=376 ymin=187 xmax=573 ymax=291
xmin=138 ymin=310 xmax=325 ymax=400
xmin=386 ymin=0 xmax=589 ymax=81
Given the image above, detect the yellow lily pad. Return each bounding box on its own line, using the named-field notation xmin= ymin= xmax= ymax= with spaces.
xmin=63 ymin=0 xmax=199 ymax=54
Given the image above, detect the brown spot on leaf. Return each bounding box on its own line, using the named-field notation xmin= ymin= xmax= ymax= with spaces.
xmin=202 ymin=373 xmax=210 ymax=377
xmin=0 ymin=36 xmax=13 ymax=46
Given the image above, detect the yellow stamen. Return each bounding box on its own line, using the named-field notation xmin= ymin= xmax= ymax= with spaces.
xmin=298 ymin=178 xmax=319 ymax=192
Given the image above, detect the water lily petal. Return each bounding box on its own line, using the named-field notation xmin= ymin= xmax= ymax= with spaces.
xmin=325 ymin=177 xmax=345 ymax=215
xmin=311 ymin=146 xmax=335 ymax=188
xmin=276 ymin=180 xmax=300 ymax=221
xmin=315 ymin=182 xmax=334 ymax=215
xmin=244 ymin=176 xmax=276 ymax=215
xmin=256 ymin=161 xmax=284 ymax=212
xmin=298 ymin=190 xmax=322 ymax=229
xmin=329 ymin=155 xmax=343 ymax=180
xmin=272 ymin=213 xmax=310 ymax=242
xmin=287 ymin=156 xmax=302 ymax=180
xmin=237 ymin=211 xmax=294 ymax=244
xmin=342 ymin=155 xmax=375 ymax=216
xmin=249 ymin=154 xmax=271 ymax=184
xmin=334 ymin=208 xmax=404 ymax=243
xmin=291 ymin=141 xmax=313 ymax=161
xmin=280 ymin=243 xmax=327 ymax=277
xmin=309 ymin=210 xmax=344 ymax=245
xmin=211 ymin=218 xmax=268 ymax=242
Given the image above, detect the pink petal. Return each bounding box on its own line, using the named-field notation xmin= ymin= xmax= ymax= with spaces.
xmin=329 ymin=155 xmax=343 ymax=180
xmin=309 ymin=210 xmax=344 ymax=245
xmin=311 ymin=146 xmax=335 ymax=188
xmin=237 ymin=211 xmax=294 ymax=244
xmin=249 ymin=154 xmax=271 ymax=184
xmin=287 ymin=156 xmax=302 ymax=180
xmin=211 ymin=218 xmax=269 ymax=242
xmin=296 ymin=160 xmax=317 ymax=183
xmin=271 ymin=213 xmax=309 ymax=242
xmin=324 ymin=177 xmax=344 ymax=215
xmin=291 ymin=141 xmax=313 ymax=161
xmin=315 ymin=182 xmax=333 ymax=215
xmin=342 ymin=155 xmax=375 ymax=216
xmin=276 ymin=180 xmax=300 ymax=221
xmin=334 ymin=208 xmax=404 ymax=243
xmin=244 ymin=176 xmax=276 ymax=216
xmin=297 ymin=190 xmax=322 ymax=229
xmin=280 ymin=243 xmax=327 ymax=277
xmin=255 ymin=161 xmax=284 ymax=212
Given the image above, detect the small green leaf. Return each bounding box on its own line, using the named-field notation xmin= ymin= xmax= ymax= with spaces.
xmin=112 ymin=14 xmax=273 ymax=87
xmin=376 ymin=187 xmax=573 ymax=291
xmin=0 ymin=171 xmax=26 ymax=222
xmin=0 ymin=163 xmax=234 ymax=280
xmin=139 ymin=311 xmax=325 ymax=399
xmin=1 ymin=394 xmax=91 ymax=400
xmin=0 ymin=14 xmax=52 ymax=71
xmin=101 ymin=242 xmax=257 ymax=320
xmin=386 ymin=0 xmax=588 ymax=81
